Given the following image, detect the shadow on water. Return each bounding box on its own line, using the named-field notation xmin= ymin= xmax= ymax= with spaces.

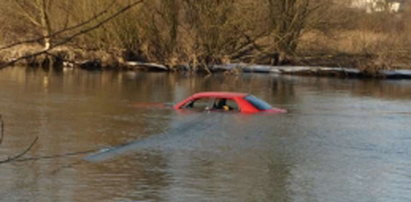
xmin=84 ymin=112 xmax=283 ymax=162
xmin=83 ymin=111 xmax=294 ymax=201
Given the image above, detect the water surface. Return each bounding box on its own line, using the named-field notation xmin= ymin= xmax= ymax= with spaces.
xmin=0 ymin=67 xmax=411 ymax=201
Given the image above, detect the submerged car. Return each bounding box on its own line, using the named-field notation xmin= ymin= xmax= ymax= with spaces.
xmin=173 ymin=92 xmax=287 ymax=114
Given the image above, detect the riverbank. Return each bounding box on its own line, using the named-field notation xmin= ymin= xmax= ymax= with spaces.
xmin=1 ymin=45 xmax=411 ymax=79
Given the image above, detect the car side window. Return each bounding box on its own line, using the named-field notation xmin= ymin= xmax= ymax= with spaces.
xmin=183 ymin=98 xmax=213 ymax=111
xmin=213 ymin=98 xmax=239 ymax=111
xmin=225 ymin=99 xmax=239 ymax=111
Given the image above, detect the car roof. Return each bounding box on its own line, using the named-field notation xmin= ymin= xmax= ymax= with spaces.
xmin=191 ymin=91 xmax=248 ymax=99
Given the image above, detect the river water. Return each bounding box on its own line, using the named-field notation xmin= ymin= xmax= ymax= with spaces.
xmin=0 ymin=67 xmax=411 ymax=201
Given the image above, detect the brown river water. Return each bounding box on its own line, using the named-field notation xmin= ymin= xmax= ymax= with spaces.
xmin=0 ymin=67 xmax=411 ymax=201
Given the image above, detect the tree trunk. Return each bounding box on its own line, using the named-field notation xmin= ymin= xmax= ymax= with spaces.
xmin=268 ymin=0 xmax=310 ymax=61
xmin=39 ymin=0 xmax=52 ymax=50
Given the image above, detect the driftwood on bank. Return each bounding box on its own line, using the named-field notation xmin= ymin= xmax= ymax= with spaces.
xmin=125 ymin=61 xmax=169 ymax=71
xmin=378 ymin=69 xmax=411 ymax=79
xmin=120 ymin=61 xmax=411 ymax=79
xmin=210 ymin=64 xmax=411 ymax=79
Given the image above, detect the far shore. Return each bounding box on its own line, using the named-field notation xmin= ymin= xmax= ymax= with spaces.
xmin=1 ymin=45 xmax=410 ymax=79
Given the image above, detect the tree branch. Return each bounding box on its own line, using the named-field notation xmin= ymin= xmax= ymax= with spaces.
xmin=0 ymin=115 xmax=4 ymax=145
xmin=0 ymin=115 xmax=98 ymax=165
xmin=14 ymin=1 xmax=42 ymax=27
xmin=0 ymin=137 xmax=39 ymax=164
xmin=15 ymin=149 xmax=98 ymax=163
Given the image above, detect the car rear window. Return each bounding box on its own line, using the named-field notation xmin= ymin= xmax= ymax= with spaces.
xmin=244 ymin=95 xmax=272 ymax=110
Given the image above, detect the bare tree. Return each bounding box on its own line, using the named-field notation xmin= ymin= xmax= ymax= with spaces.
xmin=266 ymin=0 xmax=315 ymax=62
xmin=140 ymin=0 xmax=180 ymax=62
xmin=181 ymin=0 xmax=246 ymax=66
xmin=0 ymin=0 xmax=145 ymax=69
xmin=6 ymin=0 xmax=57 ymax=49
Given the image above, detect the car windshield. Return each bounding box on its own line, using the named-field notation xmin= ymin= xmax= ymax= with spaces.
xmin=244 ymin=95 xmax=272 ymax=110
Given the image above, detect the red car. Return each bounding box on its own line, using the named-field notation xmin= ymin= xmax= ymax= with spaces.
xmin=173 ymin=92 xmax=287 ymax=114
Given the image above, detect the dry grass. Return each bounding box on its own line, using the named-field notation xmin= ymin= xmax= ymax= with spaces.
xmin=298 ymin=29 xmax=411 ymax=70
xmin=299 ymin=30 xmax=389 ymax=54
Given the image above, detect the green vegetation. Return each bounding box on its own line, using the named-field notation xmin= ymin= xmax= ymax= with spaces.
xmin=0 ymin=0 xmax=410 ymax=71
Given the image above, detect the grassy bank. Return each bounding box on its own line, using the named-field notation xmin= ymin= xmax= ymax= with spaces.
xmin=297 ymin=30 xmax=411 ymax=71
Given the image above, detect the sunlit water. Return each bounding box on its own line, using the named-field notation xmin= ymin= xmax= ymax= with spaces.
xmin=0 ymin=67 xmax=411 ymax=201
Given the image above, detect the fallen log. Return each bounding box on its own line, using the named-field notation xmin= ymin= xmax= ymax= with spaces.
xmin=379 ymin=70 xmax=411 ymax=79
xmin=211 ymin=64 xmax=411 ymax=79
xmin=125 ymin=61 xmax=169 ymax=71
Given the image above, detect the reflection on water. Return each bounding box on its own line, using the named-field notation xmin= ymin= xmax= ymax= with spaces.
xmin=0 ymin=67 xmax=411 ymax=201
